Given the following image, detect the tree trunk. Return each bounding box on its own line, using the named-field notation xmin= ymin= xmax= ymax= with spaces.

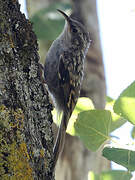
xmin=0 ymin=0 xmax=54 ymax=179
xmin=77 ymin=0 xmax=106 ymax=109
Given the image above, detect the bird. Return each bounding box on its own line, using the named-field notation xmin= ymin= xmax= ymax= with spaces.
xmin=44 ymin=9 xmax=91 ymax=168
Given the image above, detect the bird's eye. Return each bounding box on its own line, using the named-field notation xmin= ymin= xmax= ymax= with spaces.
xmin=72 ymin=28 xmax=78 ymax=33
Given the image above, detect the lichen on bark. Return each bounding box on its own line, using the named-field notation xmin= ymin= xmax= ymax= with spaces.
xmin=0 ymin=105 xmax=33 ymax=179
xmin=0 ymin=0 xmax=54 ymax=179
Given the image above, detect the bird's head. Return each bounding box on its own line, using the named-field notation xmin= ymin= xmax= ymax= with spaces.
xmin=57 ymin=9 xmax=90 ymax=48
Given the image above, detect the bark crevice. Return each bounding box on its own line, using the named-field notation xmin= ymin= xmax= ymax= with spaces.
xmin=0 ymin=1 xmax=54 ymax=179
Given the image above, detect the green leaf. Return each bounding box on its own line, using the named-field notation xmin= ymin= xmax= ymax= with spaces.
xmin=106 ymin=96 xmax=127 ymax=132
xmin=73 ymin=97 xmax=94 ymax=113
xmin=113 ymin=81 xmax=135 ymax=125
xmin=106 ymin=96 xmax=113 ymax=103
xmin=30 ymin=3 xmax=71 ymax=40
xmin=67 ymin=97 xmax=94 ymax=135
xmin=74 ymin=110 xmax=111 ymax=151
xmin=88 ymin=171 xmax=99 ymax=180
xmin=53 ymin=97 xmax=94 ymax=135
xmin=88 ymin=170 xmax=132 ymax=180
xmin=103 ymin=147 xmax=135 ymax=171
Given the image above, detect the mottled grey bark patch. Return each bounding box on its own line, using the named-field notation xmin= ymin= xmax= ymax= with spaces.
xmin=0 ymin=1 xmax=54 ymax=179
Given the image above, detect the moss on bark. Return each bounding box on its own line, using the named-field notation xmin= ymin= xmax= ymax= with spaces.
xmin=0 ymin=1 xmax=54 ymax=179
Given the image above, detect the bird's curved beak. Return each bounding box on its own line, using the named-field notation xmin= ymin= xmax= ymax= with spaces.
xmin=57 ymin=9 xmax=70 ymax=22
xmin=57 ymin=9 xmax=71 ymax=31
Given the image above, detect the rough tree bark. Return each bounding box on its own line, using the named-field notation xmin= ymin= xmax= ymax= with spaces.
xmin=0 ymin=0 xmax=54 ymax=179
xmin=27 ymin=0 xmax=110 ymax=180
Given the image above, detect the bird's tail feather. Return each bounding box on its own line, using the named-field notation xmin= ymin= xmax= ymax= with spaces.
xmin=53 ymin=111 xmax=69 ymax=168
